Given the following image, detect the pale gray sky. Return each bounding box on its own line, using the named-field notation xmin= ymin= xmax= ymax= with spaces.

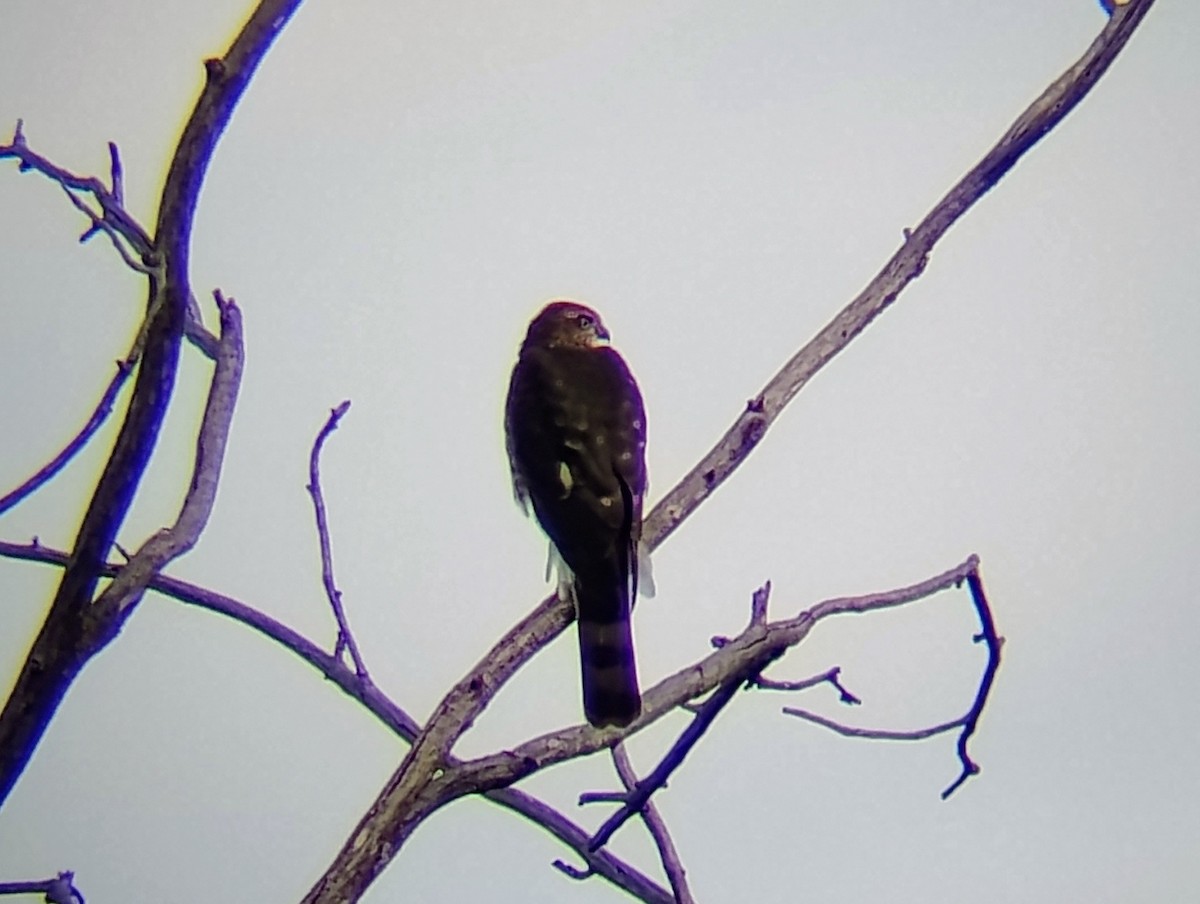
xmin=1 ymin=2 xmax=1197 ymax=902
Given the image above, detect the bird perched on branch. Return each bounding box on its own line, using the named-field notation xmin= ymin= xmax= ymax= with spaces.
xmin=505 ymin=301 xmax=650 ymax=728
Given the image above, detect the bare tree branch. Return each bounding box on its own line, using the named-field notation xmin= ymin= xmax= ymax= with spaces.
xmin=782 ymin=567 xmax=1002 ymax=799
xmin=467 ymin=558 xmax=978 ymax=774
xmin=0 ymin=538 xmax=672 ymax=904
xmin=302 ymin=556 xmax=977 ymax=901
xmin=1 ymin=120 xmax=152 ymax=258
xmin=0 ymin=0 xmax=303 ymax=806
xmin=644 ymin=0 xmax=1156 ymax=553
xmin=0 ymin=1 xmax=1154 ymax=899
xmin=0 ymin=292 xmax=241 ymax=810
xmin=1 ymin=125 xmax=220 ymax=358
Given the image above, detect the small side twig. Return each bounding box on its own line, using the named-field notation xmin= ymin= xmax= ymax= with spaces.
xmin=108 ymin=141 xmax=124 ymax=205
xmin=551 ymin=860 xmax=593 ymax=881
xmin=306 ymin=400 xmax=367 ymax=678
xmin=0 ymin=359 xmax=134 ymax=516
xmin=184 ymin=291 xmax=221 ymax=359
xmin=754 ymin=666 xmax=862 ymax=705
xmin=61 ymin=181 xmax=155 ymax=275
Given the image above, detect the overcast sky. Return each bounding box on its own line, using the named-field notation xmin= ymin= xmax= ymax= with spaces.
xmin=1 ymin=1 xmax=1197 ymax=902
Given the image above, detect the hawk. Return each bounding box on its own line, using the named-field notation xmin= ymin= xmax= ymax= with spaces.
xmin=505 ymin=301 xmax=649 ymax=728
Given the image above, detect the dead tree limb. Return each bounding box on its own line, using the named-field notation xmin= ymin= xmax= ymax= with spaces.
xmin=0 ymin=0 xmax=304 ymax=806
xmin=300 ymin=4 xmax=1154 ymax=898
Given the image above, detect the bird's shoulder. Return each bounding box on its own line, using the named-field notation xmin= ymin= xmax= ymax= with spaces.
xmin=517 ymin=344 xmax=635 ymax=394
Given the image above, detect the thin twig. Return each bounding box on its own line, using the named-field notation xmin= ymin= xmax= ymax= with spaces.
xmin=942 ymin=569 xmax=1002 ymax=798
xmin=108 ymin=141 xmax=123 ymax=205
xmin=306 ymin=400 xmax=368 ymax=677
xmin=58 ymin=182 xmax=155 ymax=274
xmin=783 ymin=708 xmax=962 ymax=741
xmin=0 ymin=359 xmax=134 ymax=516
xmin=1 ymin=120 xmax=152 ymax=255
xmin=754 ymin=666 xmax=862 ymax=705
xmin=552 ymin=860 xmax=592 ymax=881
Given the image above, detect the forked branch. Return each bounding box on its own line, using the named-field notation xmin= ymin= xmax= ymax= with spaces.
xmin=0 ymin=0 xmax=303 ymax=805
xmin=301 ymin=4 xmax=1153 ymax=899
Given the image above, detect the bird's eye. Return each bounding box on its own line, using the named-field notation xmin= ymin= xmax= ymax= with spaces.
xmin=576 ymin=313 xmax=593 ymax=329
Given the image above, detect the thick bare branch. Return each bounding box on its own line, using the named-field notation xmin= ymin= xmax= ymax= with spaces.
xmin=0 ymin=0 xmax=303 ymax=805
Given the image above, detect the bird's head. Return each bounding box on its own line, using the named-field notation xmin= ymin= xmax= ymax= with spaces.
xmin=525 ymin=300 xmax=611 ymax=349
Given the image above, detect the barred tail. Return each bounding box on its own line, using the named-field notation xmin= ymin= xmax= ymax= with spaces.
xmin=576 ymin=586 xmax=641 ymax=728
